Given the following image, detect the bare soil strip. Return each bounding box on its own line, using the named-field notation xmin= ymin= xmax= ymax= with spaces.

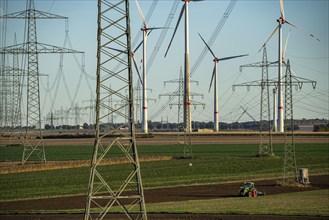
xmin=0 ymin=175 xmax=328 ymax=219
xmin=1 ymin=175 xmax=328 ymax=211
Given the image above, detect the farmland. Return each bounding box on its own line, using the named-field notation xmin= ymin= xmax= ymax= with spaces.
xmin=0 ymin=134 xmax=328 ymax=219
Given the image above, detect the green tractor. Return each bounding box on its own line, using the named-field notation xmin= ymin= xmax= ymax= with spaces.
xmin=239 ymin=182 xmax=265 ymax=197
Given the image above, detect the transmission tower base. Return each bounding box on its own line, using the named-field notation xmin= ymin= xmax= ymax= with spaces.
xmin=22 ymin=134 xmax=46 ymax=164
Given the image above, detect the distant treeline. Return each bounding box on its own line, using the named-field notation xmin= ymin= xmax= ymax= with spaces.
xmin=42 ymin=120 xmax=329 ymax=132
xmin=3 ymin=119 xmax=327 ymax=133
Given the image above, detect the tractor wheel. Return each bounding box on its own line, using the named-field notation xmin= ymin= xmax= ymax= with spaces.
xmin=253 ymin=190 xmax=257 ymax=197
xmin=248 ymin=191 xmax=252 ymax=197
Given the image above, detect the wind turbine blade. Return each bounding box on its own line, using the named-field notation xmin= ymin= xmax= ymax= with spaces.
xmin=219 ymin=54 xmax=249 ymax=61
xmin=282 ymin=29 xmax=291 ymax=61
xmin=280 ymin=0 xmax=285 ymax=19
xmin=108 ymin=47 xmax=126 ymax=54
xmin=208 ymin=64 xmax=216 ymax=93
xmin=134 ymin=40 xmax=143 ymax=53
xmin=198 ymin=33 xmax=217 ymax=60
xmin=164 ymin=4 xmax=185 ymax=57
xmin=148 ymin=27 xmax=171 ymax=30
xmin=132 ymin=55 xmax=143 ymax=85
xmin=135 ymin=0 xmax=147 ymax=28
xmin=259 ymin=25 xmax=279 ymax=52
xmin=285 ymin=20 xmax=320 ymax=41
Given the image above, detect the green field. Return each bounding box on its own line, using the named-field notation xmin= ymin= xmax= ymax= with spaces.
xmin=146 ymin=189 xmax=329 ymax=216
xmin=0 ymin=143 xmax=328 ymax=201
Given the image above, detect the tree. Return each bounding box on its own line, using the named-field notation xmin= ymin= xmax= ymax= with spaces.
xmin=83 ymin=122 xmax=89 ymax=130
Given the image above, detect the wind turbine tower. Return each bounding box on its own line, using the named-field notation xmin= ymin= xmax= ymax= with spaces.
xmin=165 ymin=0 xmax=203 ymax=132
xmin=198 ymin=33 xmax=248 ymax=132
xmin=134 ymin=0 xmax=168 ymax=134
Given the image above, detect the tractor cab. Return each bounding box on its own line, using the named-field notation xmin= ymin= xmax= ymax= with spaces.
xmin=239 ymin=181 xmax=257 ymax=197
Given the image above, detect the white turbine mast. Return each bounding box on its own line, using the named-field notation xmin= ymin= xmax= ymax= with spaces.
xmin=164 ymin=0 xmax=204 ymax=132
xmin=135 ymin=0 xmax=168 ymax=133
xmin=198 ymin=33 xmax=248 ymax=132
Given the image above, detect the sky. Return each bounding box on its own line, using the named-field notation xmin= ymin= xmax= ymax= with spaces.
xmin=1 ymin=0 xmax=328 ymax=126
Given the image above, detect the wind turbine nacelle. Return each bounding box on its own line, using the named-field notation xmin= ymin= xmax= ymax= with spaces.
xmin=277 ymin=17 xmax=285 ymax=24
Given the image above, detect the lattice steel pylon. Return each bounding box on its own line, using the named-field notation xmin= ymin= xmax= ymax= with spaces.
xmin=0 ymin=0 xmax=82 ymax=164
xmin=84 ymin=0 xmax=147 ymax=219
xmin=11 ymin=34 xmax=22 ymax=128
xmin=236 ymin=46 xmax=273 ymax=156
xmin=282 ymin=60 xmax=297 ymax=183
xmin=259 ymin=47 xmax=273 ymax=156
xmin=160 ymin=67 xmax=205 ymax=158
xmin=23 ymin=0 xmax=45 ymax=163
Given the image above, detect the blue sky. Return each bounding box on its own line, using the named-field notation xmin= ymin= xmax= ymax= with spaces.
xmin=1 ymin=0 xmax=328 ymax=125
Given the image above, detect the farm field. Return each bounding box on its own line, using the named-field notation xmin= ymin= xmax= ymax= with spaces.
xmin=0 ymin=134 xmax=328 ymax=219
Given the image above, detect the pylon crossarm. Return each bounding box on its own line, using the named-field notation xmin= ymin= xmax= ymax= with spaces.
xmin=1 ymin=9 xmax=68 ymax=19
xmin=0 ymin=43 xmax=83 ymax=54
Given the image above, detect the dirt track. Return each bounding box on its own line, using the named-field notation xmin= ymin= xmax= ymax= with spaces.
xmin=1 ymin=174 xmax=328 ymax=219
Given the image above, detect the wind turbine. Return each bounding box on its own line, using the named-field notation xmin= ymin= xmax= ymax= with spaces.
xmin=198 ymin=33 xmax=248 ymax=132
xmin=260 ymin=0 xmax=320 ymax=132
xmin=164 ymin=0 xmax=204 ymax=132
xmin=135 ymin=0 xmax=168 ymax=134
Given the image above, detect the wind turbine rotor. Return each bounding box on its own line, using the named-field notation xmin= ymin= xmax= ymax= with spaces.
xmin=282 ymin=29 xmax=291 ymax=64
xmin=165 ymin=0 xmax=204 ymax=58
xmin=259 ymin=25 xmax=279 ymax=52
xmin=164 ymin=4 xmax=185 ymax=57
xmin=284 ymin=20 xmax=320 ymax=41
xmin=198 ymin=33 xmax=217 ymax=59
xmin=135 ymin=0 xmax=147 ymax=28
xmin=280 ymin=0 xmax=285 ymax=19
xmin=218 ymin=54 xmax=249 ymax=61
xmin=208 ymin=64 xmax=216 ymax=93
xmin=147 ymin=27 xmax=170 ymax=31
xmin=132 ymin=54 xmax=143 ymax=85
xmin=107 ymin=47 xmax=143 ymax=85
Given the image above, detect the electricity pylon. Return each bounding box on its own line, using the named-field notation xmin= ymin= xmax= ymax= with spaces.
xmin=282 ymin=59 xmax=297 ymax=183
xmin=259 ymin=47 xmax=273 ymax=156
xmin=0 ymin=0 xmax=83 ymax=164
xmin=84 ymin=0 xmax=147 ymax=219
xmin=11 ymin=34 xmax=22 ymax=129
xmin=236 ymin=46 xmax=274 ymax=156
xmin=159 ymin=67 xmax=205 ymax=157
xmin=235 ymin=48 xmax=316 ymax=159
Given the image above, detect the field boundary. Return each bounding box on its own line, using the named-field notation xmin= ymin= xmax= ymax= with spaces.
xmin=0 ymin=156 xmax=173 ymax=174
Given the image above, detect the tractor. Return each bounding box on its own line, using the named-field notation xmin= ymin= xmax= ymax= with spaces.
xmin=239 ymin=181 xmax=265 ymax=197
